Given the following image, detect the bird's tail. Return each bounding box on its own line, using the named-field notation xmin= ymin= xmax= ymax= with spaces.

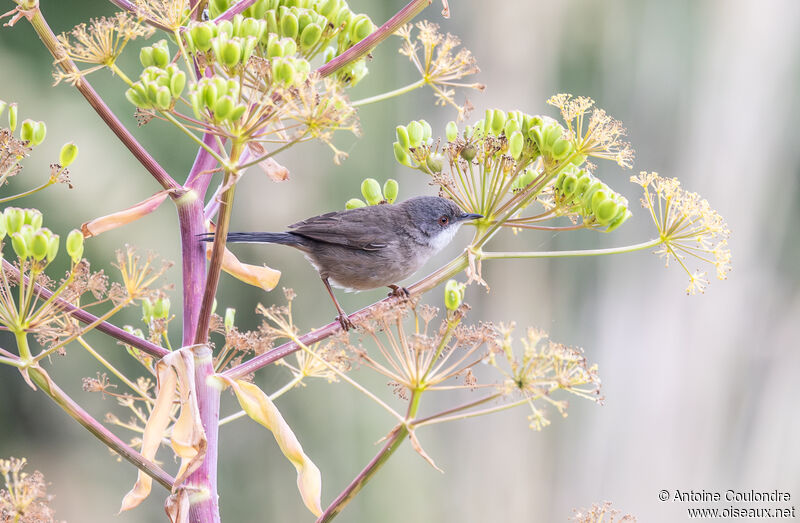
xmin=197 ymin=232 xmax=302 ymax=245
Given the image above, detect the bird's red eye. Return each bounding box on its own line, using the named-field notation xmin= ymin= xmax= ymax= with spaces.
xmin=439 ymin=215 xmax=449 ymax=225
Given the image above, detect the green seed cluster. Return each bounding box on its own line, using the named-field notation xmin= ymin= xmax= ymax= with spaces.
xmin=444 ymin=279 xmax=465 ymax=311
xmin=393 ymin=119 xmax=435 ymax=170
xmin=142 ymin=296 xmax=170 ymax=323
xmin=345 ymin=178 xmax=399 ymax=209
xmin=205 ymin=0 xmax=374 ymax=84
xmin=126 ymin=42 xmax=187 ymax=111
xmin=553 ymin=165 xmax=631 ymax=231
xmin=19 ymin=119 xmax=47 ymax=147
xmin=1 ymin=208 xmax=58 ymax=265
xmin=189 ymin=76 xmax=247 ymax=123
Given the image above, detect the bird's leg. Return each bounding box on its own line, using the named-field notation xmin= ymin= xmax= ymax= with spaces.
xmin=387 ymin=284 xmax=410 ymax=298
xmin=322 ymin=277 xmax=354 ymax=331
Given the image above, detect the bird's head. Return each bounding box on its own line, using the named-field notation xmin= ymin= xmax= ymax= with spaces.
xmin=402 ymin=196 xmax=482 ymax=252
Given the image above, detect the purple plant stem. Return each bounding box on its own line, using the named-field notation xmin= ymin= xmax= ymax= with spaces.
xmin=178 ymin=133 xmax=218 ymax=347
xmin=185 ymin=347 xmax=221 ymax=523
xmin=222 ymin=255 xmax=467 ymax=380
xmin=30 ymin=11 xmax=182 ymax=194
xmin=316 ymin=0 xmax=433 ymax=78
xmin=1 ymin=260 xmax=169 ymax=359
xmin=213 ymin=0 xmax=259 ymax=22
xmin=107 ymin=0 xmax=173 ymax=32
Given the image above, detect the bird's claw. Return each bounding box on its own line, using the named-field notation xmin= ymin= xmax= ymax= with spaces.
xmin=337 ymin=313 xmax=354 ymax=332
xmin=388 ymin=285 xmax=410 ymax=298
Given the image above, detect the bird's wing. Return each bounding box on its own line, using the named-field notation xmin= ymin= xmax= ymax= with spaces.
xmin=287 ymin=208 xmax=392 ymax=251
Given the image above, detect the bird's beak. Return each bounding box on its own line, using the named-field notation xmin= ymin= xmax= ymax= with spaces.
xmin=459 ymin=212 xmax=483 ymax=221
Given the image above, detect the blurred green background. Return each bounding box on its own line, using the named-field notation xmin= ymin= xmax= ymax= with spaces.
xmin=1 ymin=0 xmax=799 ymax=521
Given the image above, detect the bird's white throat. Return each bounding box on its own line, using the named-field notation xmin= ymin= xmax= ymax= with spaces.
xmin=428 ymin=223 xmax=463 ymax=254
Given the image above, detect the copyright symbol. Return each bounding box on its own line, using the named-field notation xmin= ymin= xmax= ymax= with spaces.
xmin=659 ymin=490 xmax=669 ymax=502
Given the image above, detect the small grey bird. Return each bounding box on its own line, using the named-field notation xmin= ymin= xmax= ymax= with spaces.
xmin=200 ymin=196 xmax=481 ymax=330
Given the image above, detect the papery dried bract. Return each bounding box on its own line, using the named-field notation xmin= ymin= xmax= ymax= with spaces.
xmin=82 ymin=190 xmax=170 ymax=238
xmin=205 ymin=242 xmax=281 ymax=291
xmin=222 ymin=377 xmax=322 ymax=516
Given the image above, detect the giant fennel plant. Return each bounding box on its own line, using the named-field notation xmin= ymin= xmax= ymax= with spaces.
xmin=0 ymin=0 xmax=728 ymax=522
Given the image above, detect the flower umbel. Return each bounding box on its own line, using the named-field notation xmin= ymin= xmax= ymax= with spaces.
xmin=631 ymin=172 xmax=731 ymax=294
xmin=397 ymin=21 xmax=484 ymax=120
xmin=571 ymin=501 xmax=638 ymax=523
xmin=0 ymin=457 xmax=59 ymax=523
xmin=548 ymin=94 xmax=634 ymax=168
xmin=489 ymin=324 xmax=602 ymax=430
xmin=54 ymin=12 xmax=155 ymax=85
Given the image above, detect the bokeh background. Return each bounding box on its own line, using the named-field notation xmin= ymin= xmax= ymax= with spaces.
xmin=1 ymin=0 xmax=799 ymax=521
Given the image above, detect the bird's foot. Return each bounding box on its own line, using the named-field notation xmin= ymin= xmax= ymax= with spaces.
xmin=336 ymin=313 xmax=355 ymax=332
xmin=388 ymin=285 xmax=410 ymax=298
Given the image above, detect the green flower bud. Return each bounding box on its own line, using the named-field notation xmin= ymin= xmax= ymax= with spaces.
xmin=125 ymin=85 xmax=149 ymax=109
xmin=561 ymin=173 xmax=578 ymax=198
xmin=46 ymin=234 xmax=59 ymax=263
xmin=31 ymin=121 xmax=46 ymax=146
xmin=11 ymin=232 xmax=28 ymax=259
xmin=445 ymin=121 xmax=458 ymax=142
xmin=503 ymin=118 xmax=520 ymax=136
xmin=606 ymin=208 xmax=631 ymax=232
xmin=420 ymin=119 xmax=432 ymax=142
xmin=66 ymin=229 xmax=84 ymax=263
xmin=155 ymin=86 xmax=172 ymax=110
xmin=444 ymin=279 xmax=465 ymax=311
xmin=189 ymin=91 xmax=203 ymax=119
xmin=349 ymin=14 xmax=373 ymax=43
xmin=203 ymin=81 xmax=219 ymax=108
xmin=20 ymin=119 xmax=35 ymax=143
xmin=550 ymin=138 xmax=572 ymax=161
xmin=170 ymin=71 xmax=186 ymax=98
xmin=30 ymin=230 xmax=49 ymax=261
xmin=224 ymin=307 xmax=236 ymax=331
xmin=383 ymin=179 xmax=399 ymax=204
xmin=217 ymin=20 xmax=234 ymax=38
xmin=393 ymin=141 xmax=412 ymax=167
xmin=491 ymin=109 xmax=506 ymax=135
xmin=24 ymin=209 xmax=42 ymax=229
xmin=508 ymin=130 xmax=524 ymax=160
xmin=59 ymin=142 xmax=79 ymax=167
xmin=335 ymin=6 xmax=352 ymax=27
xmin=483 ymin=109 xmax=493 ymax=133
xmin=407 ymin=120 xmax=423 ymax=148
xmin=395 ymin=125 xmax=410 ymax=149
xmin=151 ymin=41 xmax=170 ymax=68
xmin=300 ymin=22 xmax=322 ymax=48
xmin=595 ymin=198 xmax=620 ymax=225
xmin=191 ymin=23 xmax=215 ymax=52
xmin=264 ymin=9 xmax=278 ymax=34
xmin=425 ymin=153 xmax=444 ymax=173
xmin=142 ymin=298 xmax=154 ymax=322
xmin=7 ymin=103 xmax=17 ymax=131
xmin=0 ymin=216 xmax=5 ymax=240
xmin=345 ymin=198 xmax=366 ymax=210
xmin=0 ymin=100 xmax=6 ymax=119
xmin=214 ymin=95 xmax=235 ymax=120
xmin=229 ymin=103 xmax=247 ymax=122
xmin=139 ymin=46 xmax=155 ymax=67
xmin=153 ymin=297 xmax=170 ymax=319
xmin=220 ymin=39 xmax=242 ymax=67
xmin=273 ymin=58 xmax=296 ymax=85
xmin=241 ymin=36 xmax=258 ymax=63
xmin=319 ymin=0 xmax=340 ymax=19
xmin=4 ymin=208 xmax=24 ymax=235
xmin=361 ymin=178 xmax=383 ymax=205
xmin=281 ymin=12 xmax=299 ymax=39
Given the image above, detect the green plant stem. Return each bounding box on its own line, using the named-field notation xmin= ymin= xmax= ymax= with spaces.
xmin=14 ymin=330 xmax=31 ymax=362
xmin=479 ymin=238 xmax=662 ymax=260
xmin=108 ymin=63 xmax=135 ymax=86
xmin=413 ymin=395 xmax=532 ymax=427
xmin=0 ymin=180 xmax=54 ymax=204
xmin=351 ymin=79 xmax=426 ymax=107
xmin=0 ymin=355 xmax=23 ymax=368
xmin=410 ymin=392 xmax=503 ymax=427
xmin=25 ymin=364 xmax=174 ymax=490
xmin=162 ymin=112 xmax=228 ymax=166
xmin=76 ymin=336 xmax=150 ymax=400
xmin=194 ymin=143 xmax=241 ymax=345
xmin=317 ymin=391 xmax=423 ymax=522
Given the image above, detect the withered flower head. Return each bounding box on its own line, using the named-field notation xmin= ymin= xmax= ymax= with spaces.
xmin=54 ymin=12 xmax=155 ymax=85
xmin=0 ymin=129 xmax=29 ymax=182
xmin=0 ymin=457 xmax=59 ymax=523
xmin=548 ymin=94 xmax=634 ymax=168
xmin=631 ymin=172 xmax=731 ymax=294
xmin=571 ymin=501 xmax=637 ymax=523
xmin=397 ymin=21 xmax=484 ymax=121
